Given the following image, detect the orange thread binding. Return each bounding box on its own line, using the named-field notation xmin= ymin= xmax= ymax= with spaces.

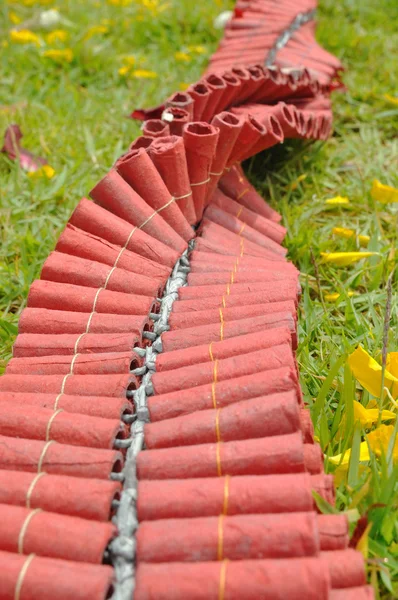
xmin=216 ymin=442 xmax=222 ymax=477
xmin=217 ymin=514 xmax=225 ymax=560
xmin=222 ymin=475 xmax=230 ymax=515
xmin=211 ymin=360 xmax=219 ymax=409
xmin=14 ymin=554 xmax=36 ymax=600
xmin=218 ymin=560 xmax=228 ymax=600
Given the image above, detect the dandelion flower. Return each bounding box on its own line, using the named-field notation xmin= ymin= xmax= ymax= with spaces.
xmin=332 ymin=227 xmax=370 ymax=247
xmin=371 ymin=179 xmax=398 ymax=204
xmin=325 ymin=196 xmax=350 ymax=205
xmin=10 ymin=29 xmax=42 ymax=47
xmin=42 ymin=48 xmax=73 ymax=63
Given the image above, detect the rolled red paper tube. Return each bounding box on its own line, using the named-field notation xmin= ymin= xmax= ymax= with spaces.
xmin=0 ymin=373 xmax=137 ymax=398
xmin=0 ymin=392 xmax=132 ymax=420
xmin=203 ymin=204 xmax=285 ymax=255
xmin=0 ymin=402 xmax=124 ymax=449
xmin=166 ymin=92 xmax=194 ymax=119
xmin=200 ymin=220 xmax=287 ymax=259
xmin=0 ymin=470 xmax=120 ymax=521
xmin=7 ymin=351 xmax=140 ymax=376
xmin=149 ymin=136 xmax=196 ymax=225
xmin=217 ymin=71 xmax=241 ymax=112
xmin=242 ymin=114 xmax=284 ymax=158
xmin=129 ymin=104 xmax=164 ymax=121
xmin=0 ymin=435 xmax=123 ymax=479
xmin=137 ymin=473 xmax=334 ymax=521
xmin=135 ymin=557 xmax=330 ymax=600
xmin=162 ymin=107 xmax=190 ymax=136
xmin=128 ymin=135 xmax=154 ymax=151
xmin=187 ymin=82 xmax=211 ymax=121
xmin=137 ymin=512 xmax=319 ymax=563
xmin=56 ymin=223 xmax=171 ymax=284
xmin=28 ymin=280 xmax=156 ymax=316
xmin=13 ymin=332 xmax=141 ymax=358
xmin=116 ymin=147 xmax=193 ymax=242
xmin=321 ymin=549 xmax=366 ymax=588
xmin=137 ymin=432 xmax=312 ymax=480
xmin=200 ymin=74 xmax=227 ymax=122
xmin=183 ymin=122 xmax=219 ymax=220
xmin=206 ymin=112 xmax=244 ymax=200
xmin=218 ymin=165 xmax=281 ymax=223
xmin=18 ymin=308 xmax=150 ymax=338
xmin=0 ymin=503 xmax=115 ymax=563
xmin=145 ymin=392 xmax=301 ymax=448
xmin=227 ymin=115 xmax=266 ymax=164
xmin=151 ymin=343 xmax=295 ymax=394
xmin=0 ymin=551 xmax=114 ymax=600
xmin=210 ymin=188 xmax=286 ymax=243
xmin=331 ymin=587 xmax=374 ymax=600
xmin=141 ymin=119 xmax=170 ymax=138
xmin=189 ymin=249 xmax=293 ymax=271
xmin=194 ymin=236 xmax=284 ymax=262
xmin=187 ymin=264 xmax=297 ymax=285
xmin=300 ymin=409 xmax=315 ymax=443
xmin=89 ymin=170 xmax=186 ymax=255
xmin=169 ymin=305 xmax=296 ymax=333
xmin=41 ymin=252 xmax=162 ymax=297
xmin=178 ymin=279 xmax=298 ymax=302
xmin=312 ymin=473 xmax=336 ymax=506
xmin=317 ymin=514 xmax=349 ymax=551
xmin=156 ymin=327 xmax=292 ymax=371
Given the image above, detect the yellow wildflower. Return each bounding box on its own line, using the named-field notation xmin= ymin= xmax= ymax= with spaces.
xmin=371 ymin=179 xmax=398 ymax=204
xmin=131 ymin=69 xmax=157 ymax=79
xmin=118 ymin=66 xmax=130 ymax=76
xmin=42 ymin=48 xmax=73 ymax=63
xmin=324 ymin=291 xmax=355 ymax=302
xmin=353 ymin=400 xmax=395 ymax=428
xmin=175 ymin=51 xmax=191 ymax=62
xmin=331 ymin=425 xmax=398 ymax=469
xmin=27 ymin=165 xmax=55 ymax=179
xmin=325 ymin=196 xmax=350 ymax=205
xmin=332 ymin=227 xmax=370 ymax=247
xmin=348 ymin=346 xmax=398 ymax=399
xmin=107 ymin=0 xmax=133 ymax=5
xmin=320 ymin=252 xmax=378 ymax=266
xmin=10 ymin=29 xmax=42 ymax=47
xmin=84 ymin=25 xmax=108 ymax=41
xmin=46 ymin=29 xmax=68 ymax=45
xmin=9 ymin=11 xmax=21 ymax=24
xmin=383 ymin=94 xmax=398 ymax=106
xmin=187 ymin=45 xmax=206 ymax=54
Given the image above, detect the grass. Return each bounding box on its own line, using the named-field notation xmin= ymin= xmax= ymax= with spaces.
xmin=1 ymin=0 xmax=398 ymax=595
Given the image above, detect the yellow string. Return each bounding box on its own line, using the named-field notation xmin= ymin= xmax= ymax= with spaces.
xmin=217 ymin=514 xmax=225 ymax=561
xmin=216 ymin=442 xmax=222 ymax=477
xmin=25 ymin=473 xmax=46 ymax=509
xmin=218 ymin=560 xmax=229 ymax=600
xmin=14 ymin=554 xmax=36 ymax=600
xmin=222 ymin=475 xmax=230 ymax=516
xmin=18 ymin=509 xmax=42 ymax=554
xmin=219 ymin=308 xmax=224 ymax=341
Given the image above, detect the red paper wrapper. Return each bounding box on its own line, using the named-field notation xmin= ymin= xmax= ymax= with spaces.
xmin=166 ymin=92 xmax=194 ymax=119
xmin=177 ymin=279 xmax=298 ymax=302
xmin=0 ymin=503 xmax=115 ymax=563
xmin=56 ymin=223 xmax=170 ymax=284
xmin=137 ymin=512 xmax=319 ymax=562
xmin=145 ymin=392 xmax=301 ymax=447
xmin=0 ymin=435 xmax=123 ymax=479
xmin=18 ymin=308 xmax=150 ymax=338
xmin=0 ymin=551 xmax=114 ymax=600
xmin=28 ymin=280 xmax=157 ymax=316
xmin=331 ymin=587 xmax=374 ymax=600
xmin=129 ymin=136 xmax=154 ymax=151
xmin=156 ymin=327 xmax=292 ymax=371
xmin=203 ymin=204 xmax=285 ymax=256
xmin=321 ymin=549 xmax=366 ymax=589
xmin=0 ymin=402 xmax=124 ymax=449
xmin=135 ymin=557 xmax=330 ymax=600
xmin=162 ymin=107 xmax=190 ymax=136
xmin=40 ymin=252 xmax=162 ymax=297
xmin=149 ymin=135 xmax=196 ymax=224
xmin=183 ymin=122 xmax=219 ymax=220
xmin=89 ymin=170 xmax=186 ymax=255
xmin=0 ymin=392 xmax=132 ymax=420
xmin=217 ymin=71 xmax=241 ymax=112
xmin=137 ymin=473 xmax=334 ymax=521
xmin=200 ymin=74 xmax=227 ymax=122
xmin=116 ymin=147 xmax=193 ymax=241
xmin=317 ymin=514 xmax=349 ymax=551
xmin=137 ymin=433 xmax=318 ymax=480
xmin=0 ymin=373 xmax=137 ymax=398
xmin=227 ymin=115 xmax=266 ymax=165
xmin=70 ymin=198 xmax=179 ymax=268
xmin=1 ymin=124 xmax=47 ymax=173
xmin=189 ymin=249 xmax=292 ymax=271
xmin=241 ymin=113 xmax=284 ymax=158
xmin=129 ymin=104 xmax=164 ymax=121
xmin=0 ymin=470 xmax=120 ymax=521
xmin=187 ymin=82 xmax=211 ymax=121
xmin=210 ymin=188 xmax=286 ymax=243
xmin=7 ymin=351 xmax=140 ymax=376
xmin=206 ymin=112 xmax=244 ymax=199
xmin=13 ymin=332 xmax=141 ymax=358
xmin=141 ymin=119 xmax=170 ymax=138
xmin=219 ymin=165 xmax=281 ymax=223
xmin=151 ymin=343 xmax=295 ymax=395
xmin=193 ymin=236 xmax=283 ymax=262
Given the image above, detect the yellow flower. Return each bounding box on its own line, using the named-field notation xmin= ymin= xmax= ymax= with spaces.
xmin=118 ymin=66 xmax=130 ymax=76
xmin=348 ymin=346 xmax=398 ymax=399
xmin=10 ymin=29 xmax=42 ymax=47
xmin=107 ymin=0 xmax=133 ymax=5
xmin=9 ymin=11 xmax=21 ymax=24
xmin=330 ymin=424 xmax=398 ymax=471
xmin=332 ymin=227 xmax=370 ymax=247
xmin=131 ymin=69 xmax=157 ymax=79
xmin=383 ymin=94 xmax=398 ymax=106
xmin=325 ymin=195 xmax=350 ymax=205
xmin=175 ymin=51 xmax=191 ymax=62
xmin=324 ymin=291 xmax=355 ymax=302
xmin=27 ymin=165 xmax=55 ymax=179
xmin=187 ymin=45 xmax=206 ymax=54
xmin=84 ymin=25 xmax=108 ymax=41
xmin=46 ymin=29 xmax=68 ymax=45
xmin=42 ymin=48 xmax=73 ymax=63
xmin=371 ymin=179 xmax=398 ymax=204
xmin=353 ymin=400 xmax=395 ymax=428
xmin=320 ymin=252 xmax=378 ymax=266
